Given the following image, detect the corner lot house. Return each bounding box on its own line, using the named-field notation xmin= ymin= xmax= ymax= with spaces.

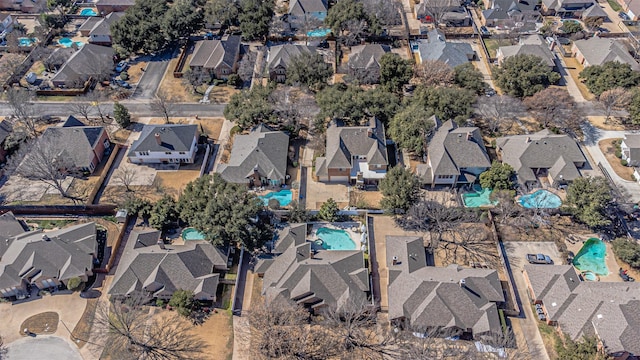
xmin=189 ymin=35 xmax=241 ymax=80
xmin=266 ymin=44 xmax=317 ymax=83
xmin=315 ymin=118 xmax=389 ymax=185
xmin=496 ymin=35 xmax=555 ymax=68
xmin=621 ymin=133 xmax=640 ymax=167
xmin=128 ymin=124 xmax=198 ymax=164
xmin=417 ymin=118 xmax=491 ymax=187
xmin=523 ymin=265 xmax=640 ymax=358
xmin=496 ymin=129 xmax=586 ymax=188
xmin=572 ymin=37 xmax=640 ymax=70
xmin=78 ymin=12 xmax=123 ymax=45
xmin=109 ymin=229 xmax=228 ymax=301
xmin=0 ymin=220 xmax=98 ymax=299
xmin=255 ymin=223 xmax=369 ymax=313
xmin=414 ymin=29 xmax=474 ymax=67
xmin=347 ymin=44 xmax=390 ymax=84
xmin=95 ymin=0 xmax=134 ymax=14
xmin=0 ymin=0 xmax=42 ymax=13
xmin=216 ymin=124 xmax=289 ymax=187
xmin=387 ymin=236 xmax=505 ymax=340
xmin=51 ymin=44 xmax=114 ymax=88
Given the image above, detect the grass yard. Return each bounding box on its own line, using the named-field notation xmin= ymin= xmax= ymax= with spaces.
xmin=483 ymin=38 xmax=513 ymax=58
xmin=598 ymin=138 xmax=635 ymax=181
xmin=155 ymin=169 xmax=201 ymax=198
xmin=562 ymin=56 xmax=595 ymax=101
xmin=587 ymin=116 xmax=626 ymax=131
xmin=26 ymin=219 xmax=75 ymax=230
xmin=126 ymin=60 xmax=147 ymax=84
xmin=192 ymin=311 xmax=234 ymax=360
xmin=157 ymin=55 xmax=201 ymax=103
xmin=207 ymin=85 xmax=239 ymax=104
xmin=198 ymin=117 xmax=224 ymax=140
xmin=608 ymin=0 xmax=622 ymax=11
xmin=537 ymin=319 xmax=560 ymax=359
xmin=71 ymin=299 xmax=98 ymax=348
xmin=20 ymin=312 xmax=59 ymax=335
xmin=111 ymin=128 xmax=132 ymax=144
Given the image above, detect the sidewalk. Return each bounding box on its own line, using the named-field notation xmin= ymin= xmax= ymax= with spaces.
xmin=211 ymin=119 xmax=234 ymax=173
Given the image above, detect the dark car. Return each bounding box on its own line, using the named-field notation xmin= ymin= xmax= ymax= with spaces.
xmin=620 ymin=268 xmax=636 ymax=282
xmin=619 ymin=12 xmax=630 ymax=20
xmin=480 ymin=26 xmax=491 ymax=35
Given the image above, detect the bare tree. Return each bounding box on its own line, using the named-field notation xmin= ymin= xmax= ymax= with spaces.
xmin=524 ymin=87 xmax=582 ymax=134
xmin=341 ymin=19 xmax=368 ymax=46
xmin=362 ymin=0 xmax=402 ymax=26
xmin=475 ymin=95 xmax=525 ymax=134
xmin=6 ymin=88 xmax=38 ymax=138
xmin=238 ymin=50 xmax=258 ymax=83
xmin=151 ymin=90 xmax=176 ymax=124
xmin=271 ymin=86 xmax=320 ymax=135
xmin=413 ymin=60 xmax=454 ymax=87
xmin=421 ymin=0 xmax=458 ymax=26
xmin=598 ymin=87 xmax=631 ymax=124
xmin=112 ymin=166 xmax=137 ymax=192
xmin=183 ymin=67 xmax=210 ymax=94
xmin=96 ymin=295 xmax=206 ymax=360
xmin=66 ymin=101 xmax=93 ymax=123
xmin=490 ymin=190 xmax=522 ymax=224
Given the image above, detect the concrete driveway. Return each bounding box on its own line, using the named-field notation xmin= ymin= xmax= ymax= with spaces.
xmin=6 ymin=335 xmax=82 ymax=360
xmin=130 ymin=51 xmax=174 ymax=100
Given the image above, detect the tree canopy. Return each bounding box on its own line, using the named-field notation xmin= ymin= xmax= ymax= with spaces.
xmin=563 ymin=177 xmax=612 ymax=228
xmin=379 ymin=166 xmax=421 ymax=214
xmin=177 ymin=174 xmax=272 ymax=250
xmin=223 ymin=84 xmax=275 ymax=129
xmin=205 ymin=0 xmax=240 ymax=29
xmin=628 ymin=88 xmax=640 ymax=125
xmin=318 ymin=198 xmax=339 ymax=222
xmin=169 ymin=290 xmax=196 ymax=317
xmin=493 ymin=54 xmax=561 ymax=98
xmin=324 ymin=0 xmax=380 ymax=36
xmin=149 ymin=195 xmax=179 ymax=231
xmin=286 ymin=52 xmax=333 ymax=91
xmin=412 ymin=85 xmax=476 ymax=124
xmin=388 ymin=102 xmax=434 ymax=156
xmin=379 ymin=53 xmax=413 ymax=93
xmin=238 ymin=0 xmax=274 ymax=41
xmin=555 ymin=335 xmax=609 ymax=360
xmin=479 ymin=161 xmax=515 ymax=190
xmin=579 ymin=61 xmax=640 ymax=96
xmin=612 ymin=237 xmax=640 ymax=269
xmin=315 ymin=84 xmax=400 ymax=127
xmin=524 ymin=87 xmax=582 ymax=133
xmin=113 ymin=102 xmax=131 ymax=128
xmin=454 ymin=63 xmax=486 ymax=95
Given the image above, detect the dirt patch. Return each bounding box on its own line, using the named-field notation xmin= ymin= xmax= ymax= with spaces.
xmin=197 ymin=117 xmax=224 ymax=140
xmin=208 ymin=85 xmax=239 ymax=104
xmin=157 ymin=57 xmax=201 ymax=103
xmin=349 ymin=189 xmax=383 ymax=209
xmin=562 ymin=56 xmax=596 ymax=101
xmin=126 ymin=60 xmax=148 ymax=84
xmin=155 ymin=169 xmax=200 ymax=198
xmin=70 ymin=299 xmax=98 ymax=348
xmin=588 ymin=116 xmax=626 ymax=131
xmin=111 ymin=128 xmax=132 ymax=144
xmin=598 ymin=138 xmax=635 ymax=181
xmin=192 ymin=311 xmax=234 ymax=360
xmin=20 ymin=312 xmax=59 ymax=335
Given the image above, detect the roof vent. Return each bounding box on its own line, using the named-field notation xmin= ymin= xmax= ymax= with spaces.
xmin=459 ymin=278 xmax=466 ymax=287
xmin=392 ymin=256 xmax=398 ymax=265
xmin=42 ymin=235 xmax=50 ymax=241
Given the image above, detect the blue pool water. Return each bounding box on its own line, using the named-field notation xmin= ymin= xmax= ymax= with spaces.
xmin=307 ymin=28 xmax=331 ymax=37
xmin=582 ymin=271 xmax=598 ymax=281
xmin=573 ymin=238 xmax=609 ymax=276
xmin=80 ymin=8 xmax=97 ymax=16
xmin=260 ymin=189 xmax=292 ymax=207
xmin=58 ymin=38 xmax=84 ymax=48
xmin=182 ymin=227 xmax=206 ymax=241
xmin=462 ymin=186 xmax=496 ymax=207
xmin=18 ymin=37 xmax=36 ymax=47
xmin=519 ymin=190 xmax=562 ymax=209
xmin=316 ymin=227 xmax=356 ymax=250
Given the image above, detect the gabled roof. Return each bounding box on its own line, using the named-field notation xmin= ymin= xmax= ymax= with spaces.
xmin=216 ymin=124 xmax=289 ymax=183
xmin=573 ymin=37 xmax=640 ymax=70
xmin=322 ymin=118 xmax=388 ymax=170
xmin=387 ymin=236 xmax=504 ymax=338
xmin=273 ymin=223 xmax=308 ymax=254
xmin=581 ymin=3 xmax=607 ymax=18
xmin=37 ymin=119 xmax=106 ymax=169
xmin=497 ymin=35 xmax=555 ymax=67
xmin=109 ymin=229 xmax=228 ymax=299
xmin=483 ymin=0 xmax=539 ymax=20
xmin=0 ymin=223 xmax=96 ymax=289
xmin=417 ymin=29 xmax=474 ymax=68
xmin=416 ymin=0 xmax=461 ymax=17
xmin=427 ymin=119 xmax=491 ymax=178
xmin=190 ymin=36 xmax=241 ymax=70
xmin=95 ymin=0 xmax=135 ymax=6
xmin=0 ymin=212 xmax=26 ymax=257
xmin=128 ymin=124 xmax=197 ymax=154
xmin=289 ymin=0 xmax=328 ymax=16
xmin=79 ymin=12 xmax=123 ymax=37
xmin=623 ymin=134 xmax=640 ymax=161
xmin=51 ymin=44 xmax=114 ymax=83
xmin=266 ymin=44 xmax=317 ymax=70
xmin=347 ymin=44 xmax=390 ymax=70
xmin=0 ymin=119 xmax=13 ymax=144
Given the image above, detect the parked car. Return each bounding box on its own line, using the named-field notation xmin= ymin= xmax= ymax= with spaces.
xmin=115 ymin=61 xmax=128 ymax=72
xmin=527 ymin=253 xmax=553 ymax=264
xmin=116 ymin=80 xmax=131 ymax=89
xmin=619 ymin=268 xmax=636 ymax=282
xmin=619 ymin=12 xmax=630 ymax=21
xmin=480 ymin=26 xmax=490 ymax=35
xmin=485 ymin=88 xmax=496 ymax=97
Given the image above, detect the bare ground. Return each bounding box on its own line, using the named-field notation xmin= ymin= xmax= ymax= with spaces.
xmin=598 ymin=138 xmax=634 ymax=181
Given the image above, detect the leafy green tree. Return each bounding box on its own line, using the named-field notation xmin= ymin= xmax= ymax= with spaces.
xmin=177 ymin=174 xmax=272 ymax=250
xmin=111 ymin=0 xmax=170 ymax=54
xmin=563 ymin=177 xmax=612 ymax=228
xmin=318 ymin=198 xmax=339 ymax=222
xmin=612 ymin=237 xmax=640 ymax=269
xmin=205 ymin=0 xmax=240 ymax=29
xmin=560 ymin=21 xmax=583 ymax=34
xmin=227 ymin=73 xmax=242 ymax=88
xmin=124 ymin=197 xmax=153 ymax=219
xmin=315 ymin=84 xmax=400 ymax=127
xmin=288 ymin=200 xmax=310 ymax=223
xmin=325 ymin=0 xmax=380 ymax=36
xmin=66 ymin=277 xmax=83 ymax=291
xmin=379 ymin=53 xmax=412 ymax=93
xmin=628 ymin=88 xmax=640 ymax=124
xmin=113 ymin=102 xmax=131 ymax=128
xmin=454 ymin=63 xmax=485 ymax=95
xmin=412 ymin=86 xmax=476 ymax=124
xmin=479 ymin=161 xmax=515 ymax=190
xmin=238 ymin=0 xmax=274 ymax=41
xmin=362 ymin=87 xmax=401 ymax=125
xmin=223 ymin=84 xmax=275 ymax=129
xmin=169 ymin=290 xmax=197 ymax=317
xmin=379 ymin=166 xmax=421 ymax=214
xmin=162 ymin=0 xmax=204 ymax=41
xmin=493 ymin=54 xmax=561 ymax=98
xmin=388 ymin=102 xmax=434 ymax=156
xmin=555 ymin=335 xmax=609 ymax=360
xmin=579 ymin=61 xmax=640 ymax=96
xmin=286 ymin=52 xmax=333 ymax=91
xmin=149 ymin=195 xmax=179 ymax=231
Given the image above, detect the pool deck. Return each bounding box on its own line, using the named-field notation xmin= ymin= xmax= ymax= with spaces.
xmin=565 ymin=238 xmax=622 ymax=282
xmin=310 ymin=222 xmax=363 ymax=249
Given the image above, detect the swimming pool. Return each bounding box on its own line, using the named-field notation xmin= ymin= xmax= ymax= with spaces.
xmin=582 ymin=271 xmax=598 ymax=281
xmin=260 ymin=189 xmax=292 ymax=207
xmin=307 ymin=28 xmax=331 ymax=37
xmin=573 ymin=238 xmax=609 ymax=276
xmin=519 ymin=190 xmax=562 ymax=209
xmin=58 ymin=38 xmax=84 ymax=48
xmin=182 ymin=227 xmax=206 ymax=241
xmin=316 ymin=227 xmax=357 ymax=250
xmin=18 ymin=37 xmax=36 ymax=47
xmin=80 ymin=8 xmax=97 ymax=16
xmin=462 ymin=186 xmax=496 ymax=207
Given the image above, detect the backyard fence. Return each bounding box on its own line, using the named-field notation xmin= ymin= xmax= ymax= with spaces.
xmin=0 ymin=204 xmax=117 ymax=216
xmin=87 ymin=143 xmax=122 ymax=205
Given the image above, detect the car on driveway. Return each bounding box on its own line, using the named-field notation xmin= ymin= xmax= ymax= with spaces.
xmin=527 ymin=253 xmax=553 ymax=264
xmin=619 ymin=12 xmax=630 ymax=20
xmin=115 ymin=61 xmax=128 ymax=72
xmin=620 ymin=268 xmax=636 ymax=282
xmin=480 ymin=26 xmax=490 ymax=35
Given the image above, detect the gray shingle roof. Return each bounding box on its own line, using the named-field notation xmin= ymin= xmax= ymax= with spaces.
xmin=321 ymin=118 xmax=388 ymax=170
xmin=216 ymin=124 xmax=289 ymax=184
xmin=348 ymin=44 xmax=390 ymax=71
xmin=498 ymin=35 xmax=555 ymax=67
xmin=266 ymin=44 xmax=317 ymax=70
xmin=289 ymin=0 xmax=328 ymax=16
xmin=582 ymin=3 xmax=607 ymax=18
xmin=37 ymin=121 xmax=106 ymax=170
xmin=623 ymin=134 xmax=640 ymax=162
xmin=573 ymin=37 xmax=640 ymax=70
xmin=387 ymin=236 xmax=504 ymax=338
xmin=190 ymin=36 xmax=241 ymax=70
xmin=0 ymin=119 xmax=13 ymax=144
xmin=129 ymin=124 xmax=197 ymax=154
xmin=417 ymin=29 xmax=474 ymax=68
xmin=483 ymin=0 xmax=539 ymax=20
xmin=51 ymin=44 xmax=114 ymax=84
xmin=0 ymin=222 xmax=97 ymax=289
xmin=0 ymin=212 xmax=26 ymax=257
xmin=273 ymin=223 xmax=307 ymax=254
xmin=79 ymin=12 xmax=123 ymax=37
xmin=109 ymin=229 xmax=228 ymax=300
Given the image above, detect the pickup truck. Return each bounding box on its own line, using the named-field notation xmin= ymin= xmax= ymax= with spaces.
xmin=527 ymin=254 xmax=553 ymax=264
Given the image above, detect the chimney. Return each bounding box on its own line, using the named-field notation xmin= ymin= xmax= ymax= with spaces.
xmin=392 ymin=256 xmax=398 ymax=266
xmin=466 ymin=132 xmax=472 ymax=140
xmin=154 ymin=133 xmax=161 ymax=145
xmin=459 ymin=278 xmax=466 ymax=287
xmin=525 ymin=137 xmax=531 ymax=143
xmin=367 ymin=128 xmax=373 ymax=138
xmin=157 ymin=238 xmax=165 ymax=249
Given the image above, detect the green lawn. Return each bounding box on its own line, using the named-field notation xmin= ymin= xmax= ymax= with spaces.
xmin=483 ymin=38 xmax=514 ymax=59
xmin=608 ymin=0 xmax=622 ymax=11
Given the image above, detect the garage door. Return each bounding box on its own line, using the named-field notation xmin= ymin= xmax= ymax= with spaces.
xmin=329 ymin=176 xmax=348 ymax=182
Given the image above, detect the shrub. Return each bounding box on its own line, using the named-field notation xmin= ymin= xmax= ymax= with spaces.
xmin=268 ymin=198 xmax=280 ymax=210
xmin=615 ymin=150 xmax=622 ymax=158
xmin=227 ymin=74 xmax=241 ymax=88
xmin=621 ymin=159 xmax=628 ymax=166
xmin=156 ymin=299 xmax=165 ymax=307
xmin=230 ymin=125 xmax=242 ymax=137
xmin=66 ymin=277 xmax=83 ymax=291
xmin=120 ymin=71 xmax=129 ymax=81
xmin=169 ymin=290 xmax=196 ymax=317
xmin=613 ymin=237 xmax=640 ymax=268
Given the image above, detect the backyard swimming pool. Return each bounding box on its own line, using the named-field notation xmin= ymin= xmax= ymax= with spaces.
xmin=307 ymin=28 xmax=331 ymax=37
xmin=462 ymin=186 xmax=496 ymax=207
xmin=519 ymin=190 xmax=562 ymax=209
xmin=182 ymin=227 xmax=205 ymax=241
xmin=582 ymin=271 xmax=598 ymax=281
xmin=80 ymin=8 xmax=97 ymax=16
xmin=58 ymin=37 xmax=84 ymax=48
xmin=260 ymin=189 xmax=292 ymax=207
xmin=18 ymin=37 xmax=36 ymax=47
xmin=573 ymin=238 xmax=609 ymax=276
xmin=315 ymin=227 xmax=357 ymax=250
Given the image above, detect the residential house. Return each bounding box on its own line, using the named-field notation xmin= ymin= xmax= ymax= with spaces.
xmin=496 ymin=34 xmax=555 ymax=68
xmin=481 ymin=0 xmax=541 ymax=30
xmin=0 ymin=222 xmax=98 ymax=299
xmin=387 ymin=236 xmax=505 ymax=340
xmin=0 ymin=0 xmax=43 ymax=12
xmin=51 ymin=44 xmax=114 ymax=88
xmin=0 ymin=119 xmax=12 ymax=163
xmin=415 ymin=0 xmax=471 ymax=26
xmin=414 ymin=29 xmax=475 ymax=67
xmin=624 ymin=0 xmax=640 ymax=20
xmin=255 ymin=223 xmax=369 ymax=313
xmin=109 ymin=229 xmax=228 ymax=301
xmin=0 ymin=12 xmax=13 ymax=38
xmin=189 ymin=35 xmax=241 ymax=80
xmin=496 ymin=129 xmax=587 ymax=188
xmin=0 ymin=212 xmax=26 ymax=255
xmin=572 ymin=37 xmax=640 ymax=70
xmin=347 ymin=44 xmax=390 ymax=84
xmin=416 ymin=118 xmax=491 ymax=187
xmin=128 ymin=124 xmax=199 ymax=164
xmin=621 ymin=134 xmax=640 ymax=167
xmin=288 ymin=0 xmax=328 ymax=28
xmin=78 ymin=12 xmax=123 ymax=45
xmin=315 ymin=118 xmax=389 ymax=185
xmin=216 ymin=124 xmax=289 ymax=187
xmin=542 ymin=0 xmax=599 ymax=17
xmin=581 ymin=3 xmax=608 ymax=21
xmin=95 ymin=0 xmax=134 ymax=14
xmin=523 ymin=265 xmax=640 ymax=358
xmin=45 ymin=48 xmax=76 ymax=72
xmin=266 ymin=44 xmax=318 ymax=83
